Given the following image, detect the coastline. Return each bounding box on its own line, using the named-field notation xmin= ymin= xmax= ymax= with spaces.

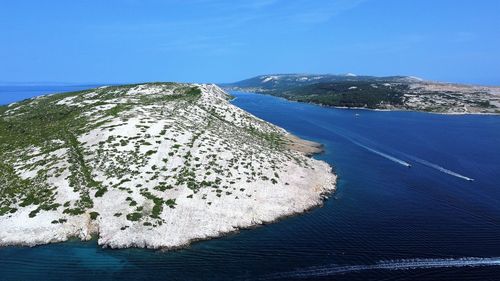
xmin=284 ymin=133 xmax=324 ymax=156
xmin=0 ymin=137 xmax=336 ymax=250
xmin=0 ymin=174 xmax=335 ymax=252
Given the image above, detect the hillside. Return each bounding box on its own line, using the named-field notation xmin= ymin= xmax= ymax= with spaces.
xmin=0 ymin=83 xmax=336 ymax=248
xmin=224 ymin=74 xmax=500 ymax=114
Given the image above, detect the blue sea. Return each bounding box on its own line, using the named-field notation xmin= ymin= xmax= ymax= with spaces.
xmin=0 ymin=85 xmax=103 ymax=105
xmin=1 ymin=87 xmax=500 ymax=280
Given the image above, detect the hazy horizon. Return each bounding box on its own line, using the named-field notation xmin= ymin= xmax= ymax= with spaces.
xmin=1 ymin=73 xmax=499 ymax=87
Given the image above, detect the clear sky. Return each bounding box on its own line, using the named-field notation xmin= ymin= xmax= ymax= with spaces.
xmin=1 ymin=0 xmax=499 ymax=85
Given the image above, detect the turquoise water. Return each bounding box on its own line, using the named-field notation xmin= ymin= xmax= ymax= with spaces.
xmin=1 ymin=88 xmax=500 ymax=280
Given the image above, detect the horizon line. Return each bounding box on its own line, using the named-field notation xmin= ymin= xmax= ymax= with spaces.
xmin=1 ymin=73 xmax=499 ymax=88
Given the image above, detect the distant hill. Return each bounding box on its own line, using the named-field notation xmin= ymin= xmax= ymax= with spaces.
xmin=223 ymin=74 xmax=500 ymax=114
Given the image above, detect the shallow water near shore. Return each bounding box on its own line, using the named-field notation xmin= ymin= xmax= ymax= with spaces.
xmin=1 ymin=87 xmax=500 ymax=280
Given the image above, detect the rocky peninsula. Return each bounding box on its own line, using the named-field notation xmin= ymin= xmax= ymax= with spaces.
xmin=0 ymin=83 xmax=336 ymax=249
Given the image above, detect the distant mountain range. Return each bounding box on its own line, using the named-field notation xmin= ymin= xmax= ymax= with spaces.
xmin=223 ymin=74 xmax=500 ymax=114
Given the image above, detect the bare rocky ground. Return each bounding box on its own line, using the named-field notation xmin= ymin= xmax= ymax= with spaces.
xmin=402 ymin=81 xmax=500 ymax=114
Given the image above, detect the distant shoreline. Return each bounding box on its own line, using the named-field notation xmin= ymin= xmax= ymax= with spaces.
xmin=226 ymin=88 xmax=500 ymax=116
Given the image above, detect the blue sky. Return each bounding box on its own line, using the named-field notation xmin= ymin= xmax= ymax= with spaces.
xmin=1 ymin=0 xmax=499 ymax=85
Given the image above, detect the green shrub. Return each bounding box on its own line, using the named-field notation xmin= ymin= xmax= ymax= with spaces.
xmin=89 ymin=211 xmax=99 ymax=220
xmin=126 ymin=212 xmax=142 ymax=221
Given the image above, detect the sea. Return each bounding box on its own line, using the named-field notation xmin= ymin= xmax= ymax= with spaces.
xmin=1 ymin=86 xmax=500 ymax=280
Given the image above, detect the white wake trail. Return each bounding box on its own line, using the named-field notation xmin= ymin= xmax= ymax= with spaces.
xmin=265 ymin=257 xmax=500 ymax=279
xmin=404 ymin=155 xmax=474 ymax=181
xmin=349 ymin=139 xmax=411 ymax=168
xmin=306 ymin=121 xmax=412 ymax=168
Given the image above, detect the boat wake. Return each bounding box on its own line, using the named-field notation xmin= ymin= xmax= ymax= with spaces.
xmin=349 ymin=139 xmax=411 ymax=168
xmin=305 ymin=120 xmax=411 ymax=168
xmin=403 ymin=154 xmax=474 ymax=181
xmin=264 ymin=257 xmax=500 ymax=279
